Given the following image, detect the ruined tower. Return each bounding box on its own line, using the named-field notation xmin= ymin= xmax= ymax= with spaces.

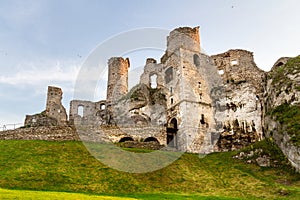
xmin=45 ymin=86 xmax=68 ymax=125
xmin=161 ymin=26 xmax=218 ymax=152
xmin=166 ymin=26 xmax=200 ymax=54
xmin=106 ymin=57 xmax=130 ymax=104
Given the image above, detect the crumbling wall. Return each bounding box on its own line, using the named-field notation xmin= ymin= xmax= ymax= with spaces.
xmin=45 ymin=86 xmax=68 ymax=125
xmin=212 ymin=50 xmax=266 ymax=151
xmin=76 ymin=124 xmax=166 ymax=145
xmin=140 ymin=58 xmax=164 ymax=88
xmin=69 ymin=100 xmax=107 ymax=126
xmin=161 ymin=26 xmax=200 ymax=63
xmin=0 ymin=126 xmax=79 ymax=141
xmin=25 ymin=112 xmax=58 ymax=127
xmin=24 ymin=86 xmax=68 ymax=127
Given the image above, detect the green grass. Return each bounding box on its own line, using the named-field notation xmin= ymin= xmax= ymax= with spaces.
xmin=0 ymin=188 xmax=135 ymax=200
xmin=0 ymin=140 xmax=299 ymax=199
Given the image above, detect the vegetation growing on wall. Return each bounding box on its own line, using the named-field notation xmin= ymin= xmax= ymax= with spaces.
xmin=270 ymin=103 xmax=300 ymax=145
xmin=270 ymin=56 xmax=300 ymax=90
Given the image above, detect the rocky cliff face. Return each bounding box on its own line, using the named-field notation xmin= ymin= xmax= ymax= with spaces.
xmin=264 ymin=55 xmax=300 ymax=171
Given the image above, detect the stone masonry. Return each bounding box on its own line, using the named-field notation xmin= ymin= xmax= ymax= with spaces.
xmin=25 ymin=86 xmax=67 ymax=127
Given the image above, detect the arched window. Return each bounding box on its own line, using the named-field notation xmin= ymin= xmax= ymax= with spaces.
xmin=77 ymin=105 xmax=84 ymax=117
xmin=165 ymin=67 xmax=173 ymax=84
xmin=169 ymin=118 xmax=178 ymax=129
xmin=193 ymin=54 xmax=200 ymax=67
xmin=150 ymin=74 xmax=158 ymax=89
xmin=100 ymin=104 xmax=106 ymax=110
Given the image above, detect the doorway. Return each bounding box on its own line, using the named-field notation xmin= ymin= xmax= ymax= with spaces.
xmin=167 ymin=118 xmax=178 ymax=148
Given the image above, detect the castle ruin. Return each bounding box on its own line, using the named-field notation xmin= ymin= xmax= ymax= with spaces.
xmin=24 ymin=27 xmax=265 ymax=154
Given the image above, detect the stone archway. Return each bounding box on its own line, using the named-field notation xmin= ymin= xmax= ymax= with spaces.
xmin=144 ymin=137 xmax=160 ymax=144
xmin=119 ymin=137 xmax=134 ymax=143
xmin=167 ymin=118 xmax=178 ymax=148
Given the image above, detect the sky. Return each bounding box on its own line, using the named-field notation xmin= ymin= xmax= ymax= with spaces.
xmin=0 ymin=0 xmax=300 ymax=128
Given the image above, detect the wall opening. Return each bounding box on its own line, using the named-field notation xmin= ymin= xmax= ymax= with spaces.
xmin=256 ymin=95 xmax=260 ymax=110
xmin=230 ymin=60 xmax=239 ymax=66
xmin=199 ymin=93 xmax=202 ymax=100
xmin=198 ymin=82 xmax=201 ymax=89
xmin=150 ymin=74 xmax=158 ymax=89
xmin=275 ymin=62 xmax=284 ymax=67
xmin=193 ymin=54 xmax=201 ymax=67
xmin=100 ymin=104 xmax=106 ymax=110
xmin=218 ymin=69 xmax=224 ymax=75
xmin=200 ymin=114 xmax=205 ymax=124
xmin=119 ymin=137 xmax=134 ymax=143
xmin=144 ymin=137 xmax=159 ymax=144
xmin=167 ymin=118 xmax=178 ymax=148
xmin=77 ymin=105 xmax=84 ymax=117
xmin=170 ymin=97 xmax=174 ymax=105
xmin=165 ymin=67 xmax=173 ymax=84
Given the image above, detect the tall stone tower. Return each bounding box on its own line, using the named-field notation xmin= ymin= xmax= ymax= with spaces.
xmin=106 ymin=57 xmax=130 ymax=104
xmin=162 ymin=27 xmax=218 ymax=153
xmin=45 ymin=86 xmax=68 ymax=125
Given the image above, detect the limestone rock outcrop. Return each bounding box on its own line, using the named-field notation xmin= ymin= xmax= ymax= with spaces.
xmin=264 ymin=55 xmax=300 ymax=171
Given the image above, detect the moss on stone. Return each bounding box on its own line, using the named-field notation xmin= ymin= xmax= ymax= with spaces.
xmin=270 ymin=56 xmax=300 ymax=87
xmin=270 ymin=103 xmax=300 ymax=146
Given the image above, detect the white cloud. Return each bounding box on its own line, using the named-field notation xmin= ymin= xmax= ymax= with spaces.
xmin=0 ymin=60 xmax=80 ymax=86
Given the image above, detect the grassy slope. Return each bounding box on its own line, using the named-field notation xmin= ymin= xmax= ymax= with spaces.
xmin=0 ymin=188 xmax=135 ymax=200
xmin=0 ymin=140 xmax=299 ymax=199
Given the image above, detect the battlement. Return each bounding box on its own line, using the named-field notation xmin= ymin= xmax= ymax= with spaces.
xmin=166 ymin=26 xmax=200 ymax=53
xmin=169 ymin=26 xmax=200 ymax=43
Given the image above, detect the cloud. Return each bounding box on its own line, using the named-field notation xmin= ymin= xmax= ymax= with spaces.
xmin=0 ymin=60 xmax=80 ymax=87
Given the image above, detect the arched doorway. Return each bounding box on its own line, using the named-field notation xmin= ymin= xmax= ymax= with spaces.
xmin=119 ymin=137 xmax=134 ymax=143
xmin=167 ymin=118 xmax=178 ymax=148
xmin=144 ymin=137 xmax=159 ymax=144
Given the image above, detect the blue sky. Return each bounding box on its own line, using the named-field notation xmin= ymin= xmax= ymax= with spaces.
xmin=0 ymin=0 xmax=300 ymax=127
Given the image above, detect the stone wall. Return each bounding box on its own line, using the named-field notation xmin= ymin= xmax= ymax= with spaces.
xmin=45 ymin=86 xmax=68 ymax=125
xmin=25 ymin=112 xmax=58 ymax=127
xmin=75 ymin=124 xmax=166 ymax=145
xmin=69 ymin=100 xmax=107 ymax=125
xmin=24 ymin=86 xmax=68 ymax=127
xmin=212 ymin=50 xmax=266 ymax=151
xmin=0 ymin=126 xmax=79 ymax=141
xmin=140 ymin=58 xmax=164 ymax=88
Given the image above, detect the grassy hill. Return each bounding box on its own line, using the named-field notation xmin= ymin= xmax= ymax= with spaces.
xmin=0 ymin=139 xmax=299 ymax=199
